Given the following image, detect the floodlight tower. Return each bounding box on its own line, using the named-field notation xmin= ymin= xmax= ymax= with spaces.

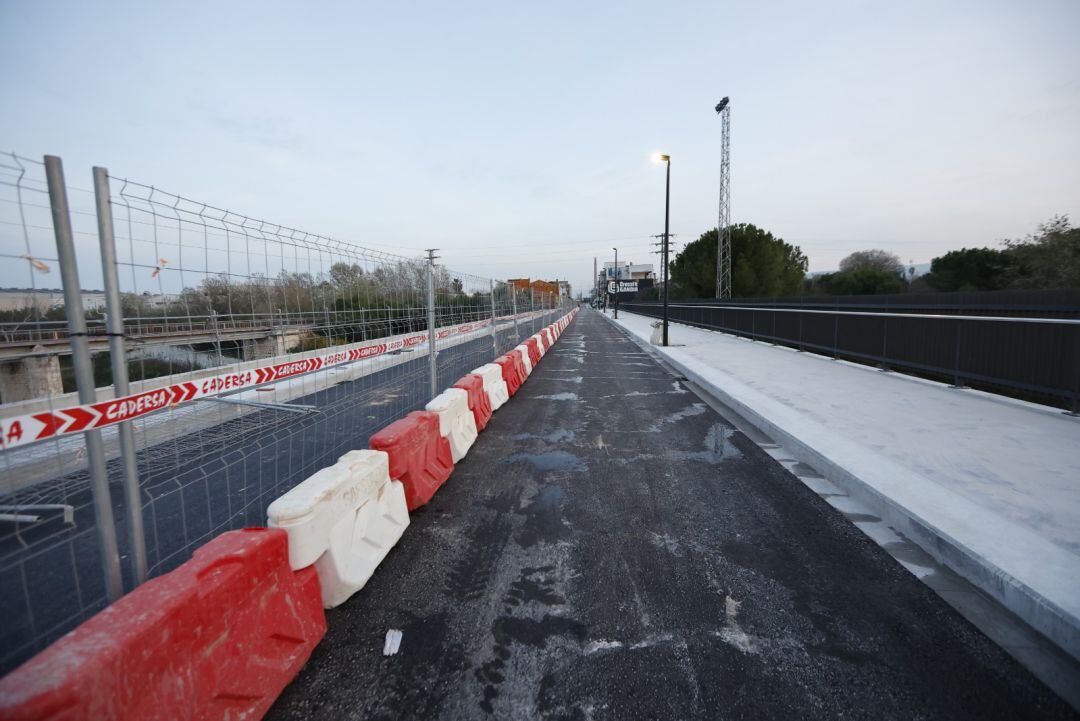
xmin=714 ymin=96 xmax=732 ymax=298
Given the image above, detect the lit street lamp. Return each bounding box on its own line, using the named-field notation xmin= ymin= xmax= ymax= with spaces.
xmin=653 ymin=153 xmax=671 ymax=346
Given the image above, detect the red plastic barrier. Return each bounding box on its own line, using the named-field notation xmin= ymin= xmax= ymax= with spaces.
xmin=370 ymin=411 xmax=453 ymax=510
xmin=452 ymin=373 xmax=493 ymax=432
xmin=525 ymin=337 xmax=542 ymax=367
xmin=494 ymin=354 xmax=523 ymax=396
xmin=0 ymin=528 xmax=325 ymax=721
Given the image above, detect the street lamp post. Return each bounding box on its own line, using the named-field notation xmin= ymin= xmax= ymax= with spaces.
xmin=657 ymin=154 xmax=671 ymax=346
xmin=612 ymin=247 xmax=618 ymax=319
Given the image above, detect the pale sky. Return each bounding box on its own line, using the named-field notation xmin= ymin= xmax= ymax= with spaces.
xmin=2 ymin=0 xmax=1078 ymax=295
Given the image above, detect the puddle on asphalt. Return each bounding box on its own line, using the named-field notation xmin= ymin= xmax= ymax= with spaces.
xmin=669 ymin=423 xmax=743 ymax=463
xmin=504 ymin=450 xmax=586 ymax=473
xmin=530 ymin=484 xmax=566 ymax=510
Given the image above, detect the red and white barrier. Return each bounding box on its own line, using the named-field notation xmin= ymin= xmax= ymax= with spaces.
xmin=426 ymin=388 xmax=478 ymax=463
xmin=471 ymin=363 xmax=510 ymax=410
xmin=370 ymin=411 xmax=453 ymax=511
xmin=267 ymin=450 xmax=409 ymax=608
xmin=514 ymin=344 xmax=533 ymax=375
xmin=453 ymin=374 xmax=493 ymax=432
xmin=0 ymin=528 xmax=325 ymax=721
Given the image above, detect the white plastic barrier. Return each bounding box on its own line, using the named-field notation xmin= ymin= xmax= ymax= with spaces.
xmin=531 ymin=334 xmax=546 ymax=356
xmin=267 ymin=449 xmax=409 ymax=608
xmin=514 ymin=345 xmax=533 ymax=374
xmin=471 ymin=363 xmax=510 ymax=410
xmin=426 ymin=387 xmax=478 ymax=462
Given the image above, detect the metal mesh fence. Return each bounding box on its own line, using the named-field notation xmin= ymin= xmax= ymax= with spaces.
xmin=0 ymin=153 xmax=573 ymax=673
xmin=0 ymin=153 xmax=114 ymax=671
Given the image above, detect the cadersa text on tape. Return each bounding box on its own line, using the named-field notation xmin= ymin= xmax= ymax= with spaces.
xmin=201 ymin=370 xmax=253 ymax=394
xmin=96 ymin=389 xmax=172 ymax=421
xmin=323 ymin=350 xmax=349 ymax=366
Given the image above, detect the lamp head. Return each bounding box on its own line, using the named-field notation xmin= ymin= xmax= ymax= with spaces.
xmin=651 ymin=152 xmax=670 ymax=163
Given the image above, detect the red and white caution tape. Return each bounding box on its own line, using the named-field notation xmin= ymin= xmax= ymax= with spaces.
xmin=0 ymin=312 xmax=553 ymax=452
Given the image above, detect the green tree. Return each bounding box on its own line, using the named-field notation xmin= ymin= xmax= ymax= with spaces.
xmin=1004 ymin=215 xmax=1080 ymax=289
xmin=827 ymin=267 xmax=904 ymax=295
xmin=923 ymin=247 xmax=1011 ymax=291
xmin=839 ymin=249 xmax=904 ymax=275
xmin=669 ymin=224 xmax=807 ymax=298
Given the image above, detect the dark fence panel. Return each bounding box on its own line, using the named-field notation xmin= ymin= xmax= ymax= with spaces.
xmin=621 ymin=293 xmax=1080 ymax=411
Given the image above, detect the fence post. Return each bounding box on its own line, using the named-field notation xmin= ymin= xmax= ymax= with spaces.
xmin=797 ymin=296 xmax=804 ymax=352
xmin=93 ymin=166 xmax=148 ymax=587
xmin=211 ymin=309 xmax=223 ymax=365
xmin=832 ymin=297 xmax=840 ymax=359
xmin=425 ymin=249 xmax=438 ymax=399
xmin=880 ymin=315 xmax=890 ymax=372
xmin=1072 ymin=324 xmax=1080 ymax=415
xmin=951 ymin=319 xmax=965 ymax=388
xmin=489 ymin=279 xmax=498 ymax=359
xmin=511 ymin=287 xmax=519 ymax=344
xmin=46 ymin=156 xmax=124 ymax=602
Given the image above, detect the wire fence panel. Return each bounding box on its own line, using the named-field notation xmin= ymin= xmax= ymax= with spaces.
xmin=0 ymin=152 xmax=120 ymax=672
xmin=0 ymin=156 xmax=574 ymax=673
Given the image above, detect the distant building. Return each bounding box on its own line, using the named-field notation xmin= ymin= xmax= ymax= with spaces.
xmin=507 ymin=278 xmax=571 ymax=301
xmin=0 ymin=288 xmax=107 ymax=313
xmin=599 ymin=261 xmax=654 ymax=289
xmin=530 ymin=279 xmax=559 ymax=298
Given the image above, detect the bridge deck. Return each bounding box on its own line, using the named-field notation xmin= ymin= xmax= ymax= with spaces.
xmin=267 ymin=309 xmax=1073 ymax=720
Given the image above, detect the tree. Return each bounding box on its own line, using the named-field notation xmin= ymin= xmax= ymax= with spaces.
xmin=1004 ymin=215 xmax=1080 ymax=289
xmin=669 ymin=224 xmax=807 ymax=298
xmin=839 ymin=249 xmax=904 ymax=275
xmin=329 ymin=262 xmax=365 ymax=289
xmin=827 ymin=267 xmax=904 ymax=295
xmin=923 ymin=247 xmax=1011 ymax=291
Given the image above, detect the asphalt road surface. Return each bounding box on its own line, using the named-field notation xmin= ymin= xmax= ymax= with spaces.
xmin=1 ymin=312 xmax=561 ymax=673
xmin=268 ymin=307 xmax=1076 ymax=720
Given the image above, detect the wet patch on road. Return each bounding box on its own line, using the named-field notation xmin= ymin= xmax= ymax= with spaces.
xmin=504 ymin=450 xmax=586 ymax=473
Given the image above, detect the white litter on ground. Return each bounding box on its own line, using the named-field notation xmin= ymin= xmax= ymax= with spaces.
xmin=383 ymin=628 xmax=403 ymax=656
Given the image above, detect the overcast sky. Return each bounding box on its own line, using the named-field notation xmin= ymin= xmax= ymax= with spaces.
xmin=2 ymin=0 xmax=1078 ymax=295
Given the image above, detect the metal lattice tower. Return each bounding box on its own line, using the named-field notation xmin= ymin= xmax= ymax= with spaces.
xmin=715 ymin=97 xmax=732 ymax=299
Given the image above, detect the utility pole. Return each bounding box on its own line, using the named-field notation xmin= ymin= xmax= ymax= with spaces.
xmin=593 ymin=257 xmax=597 ymax=308
xmin=425 ymin=248 xmax=438 ymax=398
xmin=664 ymin=156 xmax=670 ymax=343
xmin=612 ymin=247 xmax=619 ymax=319
xmin=715 ymin=96 xmax=732 ymax=299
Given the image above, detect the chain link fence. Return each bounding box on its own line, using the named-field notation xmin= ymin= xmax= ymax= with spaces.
xmin=0 ymin=152 xmax=570 ymax=673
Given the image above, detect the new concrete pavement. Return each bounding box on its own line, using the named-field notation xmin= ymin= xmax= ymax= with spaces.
xmin=268 ymin=307 xmax=1075 ymax=720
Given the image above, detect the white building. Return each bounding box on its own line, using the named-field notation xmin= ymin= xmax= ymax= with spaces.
xmin=600 ymin=261 xmax=654 ymax=282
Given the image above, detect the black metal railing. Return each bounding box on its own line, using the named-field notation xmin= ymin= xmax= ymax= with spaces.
xmin=621 ymin=296 xmax=1080 ymax=412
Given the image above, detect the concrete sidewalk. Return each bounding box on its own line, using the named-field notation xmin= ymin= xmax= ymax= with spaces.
xmin=608 ymin=310 xmax=1080 ymax=663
